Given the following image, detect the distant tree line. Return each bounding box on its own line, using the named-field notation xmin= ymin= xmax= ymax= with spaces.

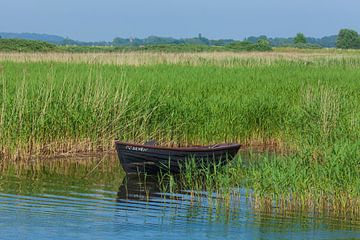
xmin=86 ymin=29 xmax=359 ymax=49
xmin=62 ymin=35 xmax=234 ymax=47
xmin=246 ymin=29 xmax=360 ymax=49
xmin=61 ymin=34 xmax=328 ymax=49
xmin=1 ymin=29 xmax=360 ymax=50
xmin=67 ymin=34 xmax=326 ymax=48
xmin=245 ymin=34 xmax=336 ymax=48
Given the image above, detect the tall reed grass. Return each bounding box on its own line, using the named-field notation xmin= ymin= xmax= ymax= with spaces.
xmin=0 ymin=57 xmax=359 ymax=158
xmin=0 ymin=52 xmax=359 ymax=207
xmin=158 ymin=144 xmax=360 ymax=218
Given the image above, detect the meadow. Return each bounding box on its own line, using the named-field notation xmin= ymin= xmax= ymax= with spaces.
xmin=0 ymin=50 xmax=359 ymax=211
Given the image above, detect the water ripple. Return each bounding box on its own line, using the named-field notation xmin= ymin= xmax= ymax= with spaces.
xmin=0 ymin=174 xmax=359 ymax=240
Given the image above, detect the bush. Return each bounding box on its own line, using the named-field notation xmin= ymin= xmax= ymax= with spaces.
xmin=278 ymin=43 xmax=322 ymax=49
xmin=0 ymin=38 xmax=57 ymax=52
xmin=225 ymin=40 xmax=272 ymax=51
xmin=254 ymin=39 xmax=272 ymax=51
xmin=293 ymin=43 xmax=322 ymax=49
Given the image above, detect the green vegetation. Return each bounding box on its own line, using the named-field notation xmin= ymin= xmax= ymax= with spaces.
xmin=0 ymin=38 xmax=56 ymax=52
xmin=225 ymin=40 xmax=272 ymax=51
xmin=0 ymin=31 xmax=338 ymax=47
xmin=61 ymin=42 xmax=272 ymax=53
xmin=0 ymin=38 xmax=272 ymax=53
xmin=2 ymin=29 xmax=359 ymax=49
xmin=1 ymin=57 xmax=359 ymax=153
xmin=0 ymin=32 xmax=65 ymax=44
xmin=336 ymin=29 xmax=360 ymax=49
xmin=289 ymin=33 xmax=323 ymax=49
xmin=160 ymin=146 xmax=360 ymax=215
xmin=1 ymin=52 xmax=360 ymax=210
xmin=56 ymin=33 xmax=341 ymax=48
xmin=0 ymin=29 xmax=359 ymax=53
xmin=246 ymin=35 xmax=337 ymax=48
xmin=294 ymin=33 xmax=307 ymax=44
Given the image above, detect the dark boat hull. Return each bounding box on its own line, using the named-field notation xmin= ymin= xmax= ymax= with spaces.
xmin=115 ymin=141 xmax=241 ymax=174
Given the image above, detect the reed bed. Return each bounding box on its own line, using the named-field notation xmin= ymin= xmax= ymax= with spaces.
xmin=1 ymin=49 xmax=360 ymax=67
xmin=0 ymin=51 xmax=360 ymax=210
xmin=158 ymin=148 xmax=360 ymax=219
xmin=0 ymin=57 xmax=359 ymax=158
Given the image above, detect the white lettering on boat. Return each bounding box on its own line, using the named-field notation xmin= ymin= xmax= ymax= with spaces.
xmin=125 ymin=146 xmax=149 ymax=152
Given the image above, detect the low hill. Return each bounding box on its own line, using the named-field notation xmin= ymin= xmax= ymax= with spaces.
xmin=0 ymin=32 xmax=65 ymax=44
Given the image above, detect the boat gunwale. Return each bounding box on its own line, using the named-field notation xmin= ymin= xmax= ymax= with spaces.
xmin=114 ymin=141 xmax=241 ymax=152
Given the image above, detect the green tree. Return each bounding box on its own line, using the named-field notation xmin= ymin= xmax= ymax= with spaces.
xmin=255 ymin=39 xmax=272 ymax=51
xmin=294 ymin=33 xmax=307 ymax=44
xmin=356 ymin=37 xmax=360 ymax=49
xmin=112 ymin=37 xmax=130 ymax=46
xmin=258 ymin=35 xmax=268 ymax=40
xmin=336 ymin=29 xmax=359 ymax=49
xmin=61 ymin=38 xmax=78 ymax=46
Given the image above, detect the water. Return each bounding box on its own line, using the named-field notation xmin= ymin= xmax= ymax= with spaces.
xmin=0 ymin=156 xmax=359 ymax=240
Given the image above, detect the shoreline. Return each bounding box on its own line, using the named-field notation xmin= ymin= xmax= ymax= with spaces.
xmin=0 ymin=140 xmax=285 ymax=162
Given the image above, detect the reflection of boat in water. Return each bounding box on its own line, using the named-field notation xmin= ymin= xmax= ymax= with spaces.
xmin=115 ymin=141 xmax=241 ymax=174
xmin=117 ymin=175 xmax=162 ymax=202
xmin=116 ymin=174 xmax=214 ymax=203
xmin=115 ymin=174 xmax=244 ymax=227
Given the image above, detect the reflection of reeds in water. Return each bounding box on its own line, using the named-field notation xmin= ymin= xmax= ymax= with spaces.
xmin=0 ymin=154 xmax=123 ymax=181
xmin=251 ymin=195 xmax=360 ymax=231
xmin=0 ymin=156 xmax=124 ymax=208
xmin=1 ymin=154 xmax=360 ymax=226
xmin=117 ymin=173 xmax=244 ymax=225
xmin=155 ymin=154 xmax=360 ymax=221
xmin=119 ymin=166 xmax=360 ymax=227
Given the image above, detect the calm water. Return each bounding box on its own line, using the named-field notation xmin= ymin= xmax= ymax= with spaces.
xmin=0 ymin=156 xmax=359 ymax=240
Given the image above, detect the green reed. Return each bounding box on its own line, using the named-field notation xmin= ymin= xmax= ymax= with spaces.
xmin=0 ymin=55 xmax=360 ymax=207
xmin=157 ymin=147 xmax=360 ymax=217
xmin=1 ymin=59 xmax=359 ymax=157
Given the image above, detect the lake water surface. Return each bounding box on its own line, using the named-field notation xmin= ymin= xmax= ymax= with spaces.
xmin=0 ymin=156 xmax=359 ymax=239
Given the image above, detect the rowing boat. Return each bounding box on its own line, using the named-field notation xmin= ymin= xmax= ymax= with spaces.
xmin=115 ymin=141 xmax=241 ymax=174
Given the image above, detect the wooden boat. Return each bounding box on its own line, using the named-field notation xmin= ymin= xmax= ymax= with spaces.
xmin=115 ymin=141 xmax=241 ymax=174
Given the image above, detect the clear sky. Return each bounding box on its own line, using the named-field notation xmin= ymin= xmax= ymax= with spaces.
xmin=1 ymin=0 xmax=359 ymax=41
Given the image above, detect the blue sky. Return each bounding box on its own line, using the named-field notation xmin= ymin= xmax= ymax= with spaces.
xmin=1 ymin=0 xmax=359 ymax=41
